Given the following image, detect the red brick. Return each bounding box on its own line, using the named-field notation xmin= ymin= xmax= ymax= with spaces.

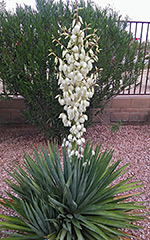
xmin=110 ymin=112 xmax=129 ymax=122
xmin=0 ymin=110 xmax=11 ymax=123
xmin=92 ymin=109 xmax=103 ymax=123
xmin=11 ymin=110 xmax=26 ymax=123
xmin=0 ymin=99 xmax=11 ymax=109
xmin=131 ymin=96 xmax=150 ymax=108
xmin=9 ymin=98 xmax=25 ymax=109
xmin=108 ymin=108 xmax=120 ymax=112
xmin=121 ymin=107 xmax=150 ymax=112
xmin=100 ymin=112 xmax=111 ymax=125
xmin=111 ymin=96 xmax=131 ymax=108
xmin=129 ymin=112 xmax=149 ymax=122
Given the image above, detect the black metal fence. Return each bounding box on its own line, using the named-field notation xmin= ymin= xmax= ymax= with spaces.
xmin=121 ymin=21 xmax=150 ymax=95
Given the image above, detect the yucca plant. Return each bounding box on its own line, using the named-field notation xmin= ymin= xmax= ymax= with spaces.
xmin=0 ymin=3 xmax=146 ymax=239
xmin=0 ymin=141 xmax=146 ymax=240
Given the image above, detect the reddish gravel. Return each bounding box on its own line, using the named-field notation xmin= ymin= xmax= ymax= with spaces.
xmin=0 ymin=124 xmax=150 ymax=239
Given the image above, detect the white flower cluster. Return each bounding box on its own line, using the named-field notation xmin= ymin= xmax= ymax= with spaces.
xmin=51 ymin=11 xmax=101 ymax=158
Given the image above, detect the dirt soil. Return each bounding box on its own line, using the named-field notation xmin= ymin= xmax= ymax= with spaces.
xmin=0 ymin=124 xmax=150 ymax=239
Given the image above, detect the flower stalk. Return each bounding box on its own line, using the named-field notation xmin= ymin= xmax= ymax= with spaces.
xmin=50 ymin=5 xmax=102 ymax=158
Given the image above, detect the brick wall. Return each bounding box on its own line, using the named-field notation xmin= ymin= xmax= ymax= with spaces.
xmin=0 ymin=97 xmax=25 ymax=124
xmin=0 ymin=95 xmax=150 ymax=124
xmin=92 ymin=95 xmax=150 ymax=124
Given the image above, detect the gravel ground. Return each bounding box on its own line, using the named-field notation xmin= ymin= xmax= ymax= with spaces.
xmin=0 ymin=124 xmax=150 ymax=239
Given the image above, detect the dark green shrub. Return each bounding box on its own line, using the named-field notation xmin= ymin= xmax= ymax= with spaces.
xmin=0 ymin=141 xmax=146 ymax=239
xmin=0 ymin=0 xmax=143 ymax=140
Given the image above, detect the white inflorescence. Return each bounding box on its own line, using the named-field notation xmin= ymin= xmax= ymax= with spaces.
xmin=51 ymin=10 xmax=101 ymax=158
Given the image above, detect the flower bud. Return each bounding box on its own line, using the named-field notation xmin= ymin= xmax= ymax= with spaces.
xmin=58 ymin=98 xmax=65 ymax=106
xmin=72 ymin=45 xmax=79 ymax=53
xmin=68 ymin=134 xmax=72 ymax=141
xmin=75 ymin=86 xmax=81 ymax=94
xmin=83 ymin=114 xmax=88 ymax=121
xmin=79 ymin=117 xmax=85 ymax=123
xmin=63 ymin=64 xmax=67 ymax=73
xmin=70 ymin=150 xmax=75 ymax=156
xmin=77 ymin=124 xmax=82 ymax=131
xmin=74 ymin=53 xmax=79 ymax=60
xmin=80 ymin=68 xmax=87 ymax=76
xmin=81 ymin=61 xmax=87 ymax=68
xmin=59 ymin=113 xmax=67 ymax=120
xmin=77 ymin=72 xmax=83 ymax=81
xmin=66 ymin=53 xmax=70 ymax=61
xmin=77 ymin=139 xmax=82 ymax=145
xmin=80 ymin=53 xmax=85 ymax=60
xmin=67 ymin=40 xmax=72 ymax=48
xmin=65 ymin=140 xmax=69 ymax=146
xmin=75 ymin=151 xmax=80 ymax=157
xmin=81 ymin=47 xmax=85 ymax=56
xmin=92 ymin=150 xmax=95 ymax=156
xmin=72 ymin=24 xmax=80 ymax=35
xmin=71 ymin=34 xmax=77 ymax=42
xmin=76 ymin=132 xmax=81 ymax=139
xmin=88 ymin=61 xmax=92 ymax=71
xmin=68 ymin=72 xmax=74 ymax=79
xmin=82 ymin=127 xmax=86 ymax=133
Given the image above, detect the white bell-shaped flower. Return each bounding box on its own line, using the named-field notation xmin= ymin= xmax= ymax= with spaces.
xmin=62 ymin=64 xmax=68 ymax=74
xmin=72 ymin=45 xmax=79 ymax=53
xmin=72 ymin=23 xmax=81 ymax=35
xmin=76 ymin=72 xmax=83 ymax=81
xmin=58 ymin=97 xmax=65 ymax=106
xmin=67 ymin=40 xmax=72 ymax=48
xmin=71 ymin=34 xmax=77 ymax=42
xmin=80 ymin=53 xmax=85 ymax=60
xmin=74 ymin=53 xmax=79 ymax=61
xmin=68 ymin=134 xmax=73 ymax=141
xmin=77 ymin=124 xmax=82 ymax=131
xmin=68 ymin=72 xmax=74 ymax=80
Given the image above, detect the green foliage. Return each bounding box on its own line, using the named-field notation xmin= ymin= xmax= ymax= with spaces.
xmin=0 ymin=0 xmax=143 ymax=139
xmin=0 ymin=141 xmax=146 ymax=239
xmin=111 ymin=120 xmax=122 ymax=133
xmin=0 ymin=1 xmax=70 ymax=139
